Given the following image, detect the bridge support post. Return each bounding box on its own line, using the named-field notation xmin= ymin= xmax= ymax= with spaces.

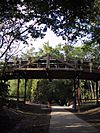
xmin=17 ymin=77 xmax=20 ymax=109
xmin=77 ymin=76 xmax=81 ymax=112
xmin=73 ymin=79 xmax=77 ymax=111
xmin=96 ymin=81 xmax=99 ymax=105
xmin=24 ymin=79 xmax=27 ymax=104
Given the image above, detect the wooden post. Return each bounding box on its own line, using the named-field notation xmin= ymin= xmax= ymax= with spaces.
xmin=28 ymin=57 xmax=32 ymax=68
xmin=17 ymin=77 xmax=20 ymax=108
xmin=96 ymin=81 xmax=99 ymax=105
xmin=73 ymin=79 xmax=77 ymax=111
xmin=77 ymin=76 xmax=80 ymax=112
xmin=46 ymin=53 xmax=50 ymax=68
xmin=24 ymin=79 xmax=27 ymax=104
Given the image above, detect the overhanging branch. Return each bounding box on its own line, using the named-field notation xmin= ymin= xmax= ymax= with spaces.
xmin=0 ymin=20 xmax=39 ymax=59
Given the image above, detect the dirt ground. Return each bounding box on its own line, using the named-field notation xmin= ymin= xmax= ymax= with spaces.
xmin=0 ymin=103 xmax=100 ymax=133
xmin=73 ymin=106 xmax=100 ymax=131
xmin=0 ymin=103 xmax=51 ymax=133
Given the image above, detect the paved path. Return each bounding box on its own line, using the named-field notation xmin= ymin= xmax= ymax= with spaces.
xmin=49 ymin=106 xmax=99 ymax=133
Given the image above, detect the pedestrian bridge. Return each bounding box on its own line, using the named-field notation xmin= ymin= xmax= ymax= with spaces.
xmin=0 ymin=54 xmax=100 ymax=81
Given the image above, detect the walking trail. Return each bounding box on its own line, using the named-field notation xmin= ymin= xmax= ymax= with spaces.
xmin=49 ymin=106 xmax=99 ymax=133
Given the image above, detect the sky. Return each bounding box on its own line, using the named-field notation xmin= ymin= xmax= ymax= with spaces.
xmin=25 ymin=29 xmax=66 ymax=52
xmin=24 ymin=29 xmax=83 ymax=53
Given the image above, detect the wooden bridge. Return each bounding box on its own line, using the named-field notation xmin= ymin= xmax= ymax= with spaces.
xmin=1 ymin=54 xmax=100 ymax=111
xmin=0 ymin=54 xmax=100 ymax=81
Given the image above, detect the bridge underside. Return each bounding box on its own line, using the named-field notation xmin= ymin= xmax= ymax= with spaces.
xmin=1 ymin=68 xmax=99 ymax=81
xmin=16 ymin=69 xmax=100 ymax=81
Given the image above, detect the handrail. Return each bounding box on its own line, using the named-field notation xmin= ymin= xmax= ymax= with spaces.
xmin=0 ymin=58 xmax=100 ymax=73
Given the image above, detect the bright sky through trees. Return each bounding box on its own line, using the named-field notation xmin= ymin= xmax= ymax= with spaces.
xmin=25 ymin=29 xmax=88 ymax=53
xmin=24 ymin=28 xmax=87 ymax=53
xmin=32 ymin=29 xmax=66 ymax=51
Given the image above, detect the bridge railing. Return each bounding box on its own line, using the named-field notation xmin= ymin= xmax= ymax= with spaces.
xmin=0 ymin=59 xmax=100 ymax=73
xmin=82 ymin=61 xmax=100 ymax=72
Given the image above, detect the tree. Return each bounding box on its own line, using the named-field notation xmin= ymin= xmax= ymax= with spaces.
xmin=35 ymin=41 xmax=64 ymax=59
xmin=90 ymin=0 xmax=100 ymax=44
xmin=81 ymin=80 xmax=97 ymax=101
xmin=81 ymin=41 xmax=100 ymax=61
xmin=1 ymin=0 xmax=99 ymax=59
xmin=63 ymin=40 xmax=100 ymax=62
xmin=35 ymin=79 xmax=73 ymax=105
xmin=0 ymin=16 xmax=44 ymax=59
xmin=8 ymin=80 xmax=17 ymax=97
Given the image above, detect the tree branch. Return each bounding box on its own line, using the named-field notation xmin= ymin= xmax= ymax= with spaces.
xmin=0 ymin=20 xmax=39 ymax=59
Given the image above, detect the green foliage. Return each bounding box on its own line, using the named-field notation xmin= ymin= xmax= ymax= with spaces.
xmin=80 ymin=80 xmax=96 ymax=100
xmin=81 ymin=41 xmax=100 ymax=61
xmin=8 ymin=80 xmax=17 ymax=97
xmin=0 ymin=0 xmax=98 ymax=45
xmin=9 ymin=79 xmax=38 ymax=101
xmin=63 ymin=41 xmax=100 ymax=61
xmin=9 ymin=79 xmax=25 ymax=98
xmin=31 ymin=79 xmax=40 ymax=102
xmin=35 ymin=42 xmax=64 ymax=59
xmin=0 ymin=82 xmax=9 ymax=98
xmin=90 ymin=0 xmax=100 ymax=43
xmin=63 ymin=45 xmax=84 ymax=58
xmin=0 ymin=0 xmax=99 ymax=60
xmin=35 ymin=79 xmax=73 ymax=105
xmin=26 ymin=79 xmax=32 ymax=100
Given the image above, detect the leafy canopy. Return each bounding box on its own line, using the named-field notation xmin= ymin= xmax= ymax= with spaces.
xmin=0 ymin=0 xmax=96 ymax=42
xmin=0 ymin=0 xmax=99 ymax=60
